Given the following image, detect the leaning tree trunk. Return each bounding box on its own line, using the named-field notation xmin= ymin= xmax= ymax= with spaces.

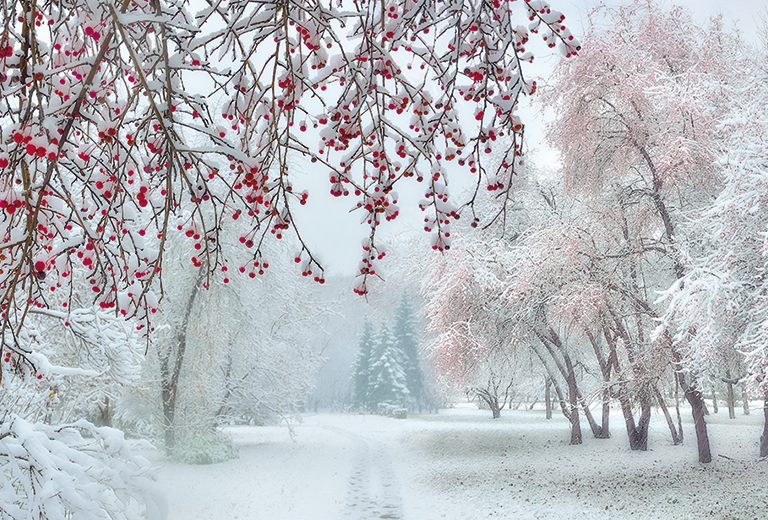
xmin=585 ymin=328 xmax=612 ymax=438
xmin=674 ymin=372 xmax=684 ymax=444
xmin=568 ymin=378 xmax=582 ymax=445
xmin=536 ymin=327 xmax=598 ymax=443
xmin=160 ymin=262 xmax=207 ymax=451
xmin=656 ymin=387 xmax=682 ymax=445
xmin=678 ymin=372 xmax=712 ymax=463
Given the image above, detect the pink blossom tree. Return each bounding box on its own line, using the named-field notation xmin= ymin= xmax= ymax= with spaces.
xmin=542 ymin=1 xmax=741 ymax=463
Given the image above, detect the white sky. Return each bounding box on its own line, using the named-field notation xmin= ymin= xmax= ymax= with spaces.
xmin=293 ymin=0 xmax=767 ymax=277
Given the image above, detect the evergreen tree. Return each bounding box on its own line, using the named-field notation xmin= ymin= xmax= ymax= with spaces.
xmin=351 ymin=320 xmax=375 ymax=411
xmin=393 ymin=297 xmax=425 ymax=411
xmin=367 ymin=323 xmax=410 ymax=409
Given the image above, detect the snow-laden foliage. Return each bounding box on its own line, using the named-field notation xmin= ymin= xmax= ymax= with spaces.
xmin=392 ymin=297 xmax=424 ymax=409
xmin=0 ymin=416 xmax=164 ymax=520
xmin=543 ymin=2 xmax=735 ymax=203
xmin=0 ymin=0 xmax=579 ymax=507
xmin=662 ymin=52 xmax=768 ymax=395
xmin=118 ymin=232 xmax=324 ymax=454
xmin=367 ymin=322 xmax=410 ymax=408
xmin=351 ymin=320 xmax=376 ymax=411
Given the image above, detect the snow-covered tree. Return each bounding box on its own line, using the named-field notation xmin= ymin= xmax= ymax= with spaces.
xmin=662 ymin=46 xmax=768 ymax=456
xmin=542 ymin=0 xmax=741 ymax=463
xmin=392 ymin=296 xmax=425 ymax=411
xmin=118 ymin=231 xmax=324 ymax=459
xmin=367 ymin=323 xmax=410 ymax=409
xmin=0 ymin=0 xmax=581 ymax=509
xmin=351 ymin=320 xmax=376 ymax=412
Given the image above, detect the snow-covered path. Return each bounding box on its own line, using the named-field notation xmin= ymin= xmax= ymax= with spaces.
xmin=155 ymin=407 xmax=768 ymax=519
xmin=339 ymin=435 xmax=404 ymax=519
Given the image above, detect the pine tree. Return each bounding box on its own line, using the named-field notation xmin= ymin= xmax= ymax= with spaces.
xmin=393 ymin=297 xmax=424 ymax=411
xmin=351 ymin=320 xmax=375 ymax=411
xmin=367 ymin=323 xmax=410 ymax=409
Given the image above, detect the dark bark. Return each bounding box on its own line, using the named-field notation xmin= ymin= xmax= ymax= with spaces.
xmin=655 ymin=387 xmax=682 ymax=445
xmin=477 ymin=389 xmax=502 ymax=419
xmin=585 ymin=328 xmax=611 ymax=438
xmin=633 ymin=390 xmax=652 ymax=451
xmin=674 ymin=372 xmax=684 ymax=444
xmin=678 ymin=372 xmax=712 ymax=463
xmin=535 ymin=328 xmax=593 ymax=442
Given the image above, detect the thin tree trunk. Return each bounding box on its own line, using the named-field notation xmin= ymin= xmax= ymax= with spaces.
xmin=545 ymin=377 xmax=552 ymax=420
xmin=160 ymin=262 xmax=207 ymax=451
xmin=726 ymin=379 xmax=736 ymax=419
xmin=600 ymin=388 xmax=611 ymax=438
xmin=585 ymin=328 xmax=611 ymax=438
xmin=675 ymin=372 xmax=684 ymax=444
xmin=711 ymin=388 xmax=718 ymax=414
xmin=655 ymin=387 xmax=682 ymax=445
xmin=742 ymin=384 xmax=750 ymax=416
xmin=761 ymin=392 xmax=768 ymax=458
xmin=531 ymin=343 xmax=570 ymax=424
xmin=99 ymin=396 xmax=111 ymax=428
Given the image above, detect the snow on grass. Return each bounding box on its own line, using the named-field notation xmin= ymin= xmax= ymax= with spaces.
xmin=155 ymin=405 xmax=768 ymax=519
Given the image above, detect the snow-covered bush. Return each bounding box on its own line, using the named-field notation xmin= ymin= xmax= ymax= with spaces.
xmin=172 ymin=429 xmax=239 ymax=466
xmin=0 ymin=416 xmax=164 ymax=520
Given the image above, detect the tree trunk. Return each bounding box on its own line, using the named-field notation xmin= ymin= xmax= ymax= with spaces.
xmin=568 ymin=372 xmax=582 ymax=445
xmin=679 ymin=373 xmax=712 ymax=463
xmin=617 ymin=387 xmax=639 ymax=448
xmin=600 ymin=389 xmax=611 ymax=439
xmin=655 ymin=387 xmax=682 ymax=445
xmin=160 ymin=262 xmax=207 ymax=451
xmin=711 ymin=388 xmax=718 ymax=414
xmin=674 ymin=372 xmax=684 ymax=444
xmin=536 ymin=327 xmax=589 ymax=443
xmin=545 ymin=377 xmax=552 ymax=420
xmin=635 ymin=392 xmax=652 ymax=451
xmin=98 ymin=396 xmax=111 ymax=428
xmin=742 ymin=384 xmax=750 ymax=415
xmin=584 ymin=328 xmax=611 ymax=438
xmin=761 ymin=393 xmax=768 ymax=458
xmin=531 ymin=343 xmax=570 ymax=426
xmin=727 ymin=380 xmax=736 ymax=419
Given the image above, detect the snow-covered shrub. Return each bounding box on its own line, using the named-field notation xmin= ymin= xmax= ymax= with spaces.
xmin=0 ymin=416 xmax=164 ymax=519
xmin=392 ymin=408 xmax=408 ymax=419
xmin=172 ymin=429 xmax=238 ymax=466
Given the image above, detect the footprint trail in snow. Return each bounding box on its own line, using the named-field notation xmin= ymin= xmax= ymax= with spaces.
xmin=342 ymin=441 xmax=404 ymax=520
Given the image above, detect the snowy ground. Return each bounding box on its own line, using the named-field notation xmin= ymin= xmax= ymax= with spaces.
xmin=155 ymin=405 xmax=768 ymax=519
